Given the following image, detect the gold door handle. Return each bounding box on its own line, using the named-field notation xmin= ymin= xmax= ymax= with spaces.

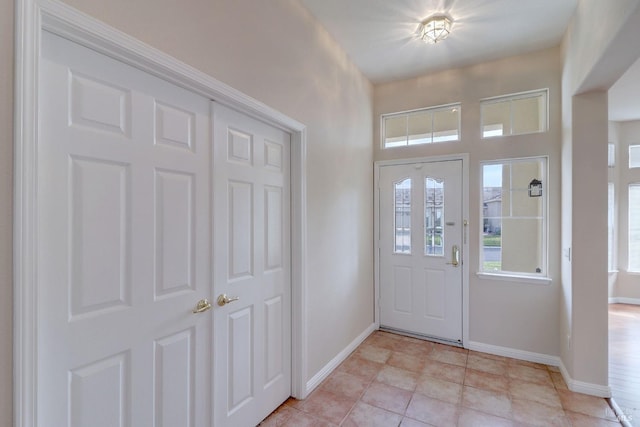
xmin=192 ymin=299 xmax=212 ymax=314
xmin=217 ymin=294 xmax=240 ymax=306
xmin=446 ymin=245 xmax=460 ymax=267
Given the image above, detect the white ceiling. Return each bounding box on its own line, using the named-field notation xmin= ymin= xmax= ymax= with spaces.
xmin=300 ymin=0 xmax=640 ymax=122
xmin=609 ymin=56 xmax=640 ymax=122
xmin=300 ymin=0 xmax=579 ymax=84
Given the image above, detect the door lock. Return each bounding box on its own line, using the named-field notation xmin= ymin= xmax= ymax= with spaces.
xmin=446 ymin=245 xmax=460 ymax=267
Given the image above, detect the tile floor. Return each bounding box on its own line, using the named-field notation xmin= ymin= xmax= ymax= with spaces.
xmin=260 ymin=331 xmax=622 ymax=426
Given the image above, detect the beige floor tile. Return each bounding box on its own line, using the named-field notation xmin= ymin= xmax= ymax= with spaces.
xmin=550 ymin=371 xmax=568 ymax=390
xmin=387 ymin=351 xmax=426 ymax=373
xmin=421 ymin=360 xmax=466 ymax=384
xmin=338 ymin=355 xmax=384 ymax=381
xmin=508 ymin=380 xmax=562 ymax=408
xmin=565 ymin=410 xmax=624 ymax=426
xmin=376 ymin=365 xmax=420 ymax=391
xmin=361 ymin=381 xmax=413 ymax=414
xmin=394 ymin=340 xmax=433 ymax=358
xmin=511 ymin=398 xmax=569 ymax=426
xmin=299 ymin=389 xmax=356 ymax=424
xmin=405 ymin=393 xmax=460 ymax=427
xmin=467 ymin=353 xmax=508 ymax=376
xmin=507 ymin=364 xmax=553 ymax=386
xmin=415 ymin=375 xmax=462 ymax=404
xmin=341 ymin=401 xmax=403 ymax=427
xmin=507 ymin=358 xmax=549 ymax=371
xmin=320 ymin=370 xmax=370 ymax=400
xmin=264 ymin=332 xmax=616 ymax=427
xmin=457 ymin=408 xmax=514 ymax=427
xmin=467 ymin=350 xmax=509 ymax=362
xmin=464 ymin=368 xmax=509 ymax=394
xmin=557 ymin=389 xmax=619 ymax=421
xmin=461 ymin=385 xmax=512 ymax=419
xmin=399 ymin=417 xmax=433 ymax=427
xmin=355 ymin=343 xmax=392 ymax=364
xmin=261 ymin=405 xmax=337 ymax=427
xmin=428 ymin=346 xmax=468 ymax=367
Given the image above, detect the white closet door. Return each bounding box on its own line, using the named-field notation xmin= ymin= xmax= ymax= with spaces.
xmin=212 ymin=102 xmax=292 ymax=427
xmin=38 ymin=31 xmax=211 ymax=427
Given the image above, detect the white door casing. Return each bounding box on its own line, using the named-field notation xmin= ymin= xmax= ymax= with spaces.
xmin=38 ymin=31 xmax=212 ymax=426
xmin=378 ymin=160 xmax=464 ymax=344
xmin=212 ymin=102 xmax=292 ymax=426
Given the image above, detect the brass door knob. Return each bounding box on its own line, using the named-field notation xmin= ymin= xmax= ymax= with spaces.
xmin=217 ymin=294 xmax=240 ymax=306
xmin=192 ymin=299 xmax=212 ymax=314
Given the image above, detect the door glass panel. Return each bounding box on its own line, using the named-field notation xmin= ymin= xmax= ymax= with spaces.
xmin=394 ymin=178 xmax=411 ymax=254
xmin=425 ymin=177 xmax=444 ymax=256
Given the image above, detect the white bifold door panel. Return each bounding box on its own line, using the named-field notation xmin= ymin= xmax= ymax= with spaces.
xmin=37 ymin=31 xmax=291 ymax=427
xmin=379 ymin=160 xmax=463 ymax=344
xmin=212 ymin=102 xmax=291 ymax=427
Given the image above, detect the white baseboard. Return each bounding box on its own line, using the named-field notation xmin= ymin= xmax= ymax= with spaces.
xmin=558 ymin=361 xmax=611 ymax=398
xmin=468 ymin=341 xmax=560 ymax=367
xmin=608 ymin=297 xmax=640 ymax=305
xmin=305 ymin=323 xmax=377 ymax=396
xmin=468 ymin=341 xmax=611 ymax=398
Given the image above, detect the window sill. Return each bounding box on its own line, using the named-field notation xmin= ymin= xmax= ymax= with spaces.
xmin=476 ymin=272 xmax=552 ymax=285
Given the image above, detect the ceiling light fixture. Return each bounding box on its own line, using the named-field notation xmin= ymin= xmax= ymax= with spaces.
xmin=420 ymin=15 xmax=452 ymax=44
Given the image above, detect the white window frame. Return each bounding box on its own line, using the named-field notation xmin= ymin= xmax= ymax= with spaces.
xmin=381 ymin=103 xmax=461 ymax=149
xmin=628 ymin=183 xmax=640 ymax=272
xmin=480 ymin=89 xmax=549 ymax=139
xmin=608 ymin=182 xmax=616 ymax=272
xmin=477 ymin=156 xmax=550 ymax=284
xmin=629 ymin=145 xmax=640 ymax=169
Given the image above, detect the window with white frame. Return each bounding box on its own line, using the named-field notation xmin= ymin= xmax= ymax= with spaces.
xmin=608 ymin=143 xmax=615 ymax=168
xmin=608 ymin=183 xmax=615 ymax=271
xmin=629 ymin=145 xmax=640 ymax=168
xmin=382 ymin=104 xmax=460 ymax=148
xmin=481 ymin=89 xmax=548 ymax=138
xmin=629 ymin=184 xmax=640 ymax=272
xmin=481 ymin=157 xmax=547 ymax=277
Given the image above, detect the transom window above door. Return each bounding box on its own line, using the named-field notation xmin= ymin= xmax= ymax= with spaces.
xmin=481 ymin=89 xmax=548 ymax=138
xmin=382 ymin=103 xmax=461 ymax=148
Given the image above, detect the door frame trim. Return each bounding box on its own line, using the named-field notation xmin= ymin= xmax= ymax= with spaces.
xmin=14 ymin=0 xmax=309 ymax=424
xmin=374 ymin=154 xmax=470 ymax=347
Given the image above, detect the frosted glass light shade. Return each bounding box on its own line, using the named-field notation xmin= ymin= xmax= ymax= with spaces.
xmin=420 ymin=16 xmax=451 ymax=44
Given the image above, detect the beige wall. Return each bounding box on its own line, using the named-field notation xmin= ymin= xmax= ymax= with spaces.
xmin=4 ymin=0 xmax=374 ymax=419
xmin=560 ymin=0 xmax=640 ymax=388
xmin=1 ymin=0 xmax=13 ymax=422
xmin=374 ymin=47 xmax=562 ymax=356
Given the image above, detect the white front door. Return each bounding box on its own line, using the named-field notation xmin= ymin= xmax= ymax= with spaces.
xmin=38 ymin=32 xmax=212 ymax=426
xmin=212 ymin=103 xmax=292 ymax=427
xmin=379 ymin=160 xmax=463 ymax=344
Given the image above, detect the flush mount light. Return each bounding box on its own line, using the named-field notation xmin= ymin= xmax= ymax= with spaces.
xmin=420 ymin=15 xmax=452 ymax=44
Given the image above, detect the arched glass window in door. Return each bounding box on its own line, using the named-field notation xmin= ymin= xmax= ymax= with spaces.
xmin=425 ymin=177 xmax=444 ymax=256
xmin=394 ymin=178 xmax=411 ymax=254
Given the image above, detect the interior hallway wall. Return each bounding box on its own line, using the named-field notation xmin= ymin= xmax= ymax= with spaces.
xmin=560 ymin=0 xmax=640 ymax=390
xmin=0 ymin=0 xmax=14 ymax=423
